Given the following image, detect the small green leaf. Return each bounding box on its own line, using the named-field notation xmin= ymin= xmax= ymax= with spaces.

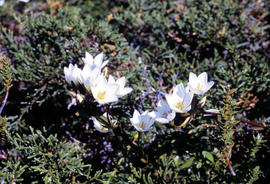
xmin=180 ymin=157 xmax=195 ymax=169
xmin=196 ymin=161 xmax=202 ymax=169
xmin=202 ymin=151 xmax=214 ymax=164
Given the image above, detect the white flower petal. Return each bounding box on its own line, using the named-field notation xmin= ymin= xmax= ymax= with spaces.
xmin=92 ymin=117 xmax=109 ymax=133
xmin=184 ymin=92 xmax=194 ymax=106
xmin=189 ymin=72 xmax=198 ymax=87
xmin=94 ymin=52 xmax=104 ymax=67
xmin=181 ymin=105 xmax=191 ymax=113
xmin=101 ymin=60 xmax=109 ymax=68
xmin=0 ymin=0 xmax=5 ymax=6
xmin=156 ymin=117 xmax=169 ymax=124
xmin=83 ymin=51 xmax=94 ymax=65
xmin=19 ymin=0 xmax=30 ymax=2
xmin=198 ymin=72 xmax=207 ymax=85
xmin=133 ymin=110 xmax=140 ymax=119
xmin=204 ymin=81 xmax=214 ymax=92
xmin=108 ymin=75 xmax=116 ymax=83
xmin=174 ymin=83 xmax=186 ymax=98
xmin=205 ymin=109 xmax=220 ymax=114
xmin=64 ymin=66 xmax=72 ymax=84
xmin=167 ymin=111 xmax=176 ymax=121
xmin=116 ymin=77 xmax=126 ymax=86
xmin=165 ymin=94 xmax=174 ymax=108
xmin=120 ymin=87 xmax=133 ymax=96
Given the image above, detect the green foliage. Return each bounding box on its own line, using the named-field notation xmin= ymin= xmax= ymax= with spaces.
xmin=0 ymin=126 xmax=102 ymax=183
xmin=0 ymin=0 xmax=269 ymax=183
xmin=0 ymin=53 xmax=12 ymax=90
xmin=0 ymin=116 xmax=7 ymax=146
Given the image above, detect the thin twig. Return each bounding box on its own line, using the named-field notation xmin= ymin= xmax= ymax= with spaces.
xmin=234 ymin=116 xmax=265 ymax=128
xmin=0 ymin=89 xmax=9 ymax=115
xmin=225 ymin=148 xmax=236 ymax=176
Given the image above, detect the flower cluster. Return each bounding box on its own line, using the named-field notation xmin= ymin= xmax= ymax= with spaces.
xmin=64 ymin=52 xmax=132 ymax=105
xmin=130 ymin=72 xmax=215 ymax=132
xmin=64 ymin=52 xmax=217 ymax=133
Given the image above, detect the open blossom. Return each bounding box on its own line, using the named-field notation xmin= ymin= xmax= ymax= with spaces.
xmin=155 ymin=100 xmax=176 ymax=124
xmin=82 ymin=52 xmax=109 ymax=69
xmin=188 ymin=72 xmax=214 ymax=95
xmin=165 ymin=83 xmax=193 ymax=113
xmin=130 ymin=110 xmax=156 ymax=132
xmin=92 ymin=116 xmax=109 ymax=133
xmin=91 ymin=75 xmax=118 ymax=104
xmin=108 ymin=75 xmax=133 ymax=97
xmin=80 ymin=64 xmax=102 ymax=90
xmin=64 ymin=64 xmax=82 ymax=85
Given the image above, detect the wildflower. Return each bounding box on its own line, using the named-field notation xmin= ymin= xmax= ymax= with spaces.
xmin=91 ymin=75 xmax=118 ymax=104
xmin=130 ymin=110 xmax=156 ymax=132
xmin=165 ymin=83 xmax=193 ymax=113
xmin=0 ymin=0 xmax=5 ymax=6
xmin=82 ymin=52 xmax=109 ymax=69
xmin=108 ymin=75 xmax=133 ymax=97
xmin=155 ymin=100 xmax=176 ymax=124
xmin=80 ymin=64 xmax=102 ymax=90
xmin=188 ymin=72 xmax=214 ymax=95
xmin=92 ymin=117 xmax=109 ymax=133
xmin=64 ymin=64 xmax=82 ymax=85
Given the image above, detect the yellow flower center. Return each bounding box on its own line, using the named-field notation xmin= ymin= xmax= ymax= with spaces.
xmin=175 ymin=101 xmax=185 ymax=111
xmin=195 ymin=83 xmax=202 ymax=90
xmin=100 ymin=126 xmax=107 ymax=131
xmin=163 ymin=112 xmax=168 ymax=118
xmin=138 ymin=121 xmax=146 ymax=130
xmin=97 ymin=91 xmax=107 ymax=101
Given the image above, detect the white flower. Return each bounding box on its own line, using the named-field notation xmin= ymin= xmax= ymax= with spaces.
xmin=64 ymin=64 xmax=82 ymax=85
xmin=80 ymin=64 xmax=102 ymax=90
xmin=0 ymin=0 xmax=5 ymax=6
xmin=19 ymin=0 xmax=30 ymax=2
xmin=92 ymin=116 xmax=109 ymax=133
xmin=188 ymin=72 xmax=214 ymax=95
xmin=130 ymin=110 xmax=156 ymax=132
xmin=165 ymin=83 xmax=193 ymax=113
xmin=91 ymin=75 xmax=118 ymax=104
xmin=155 ymin=100 xmax=176 ymax=124
xmin=108 ymin=75 xmax=133 ymax=97
xmin=82 ymin=52 xmax=109 ymax=69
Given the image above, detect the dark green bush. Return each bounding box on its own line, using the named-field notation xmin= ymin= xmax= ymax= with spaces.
xmin=1 ymin=0 xmax=269 ymax=183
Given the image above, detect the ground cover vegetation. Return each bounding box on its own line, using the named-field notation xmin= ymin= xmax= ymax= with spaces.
xmin=0 ymin=0 xmax=270 ymax=183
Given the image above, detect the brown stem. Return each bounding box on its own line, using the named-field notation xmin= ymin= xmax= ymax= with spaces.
xmin=234 ymin=116 xmax=265 ymax=128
